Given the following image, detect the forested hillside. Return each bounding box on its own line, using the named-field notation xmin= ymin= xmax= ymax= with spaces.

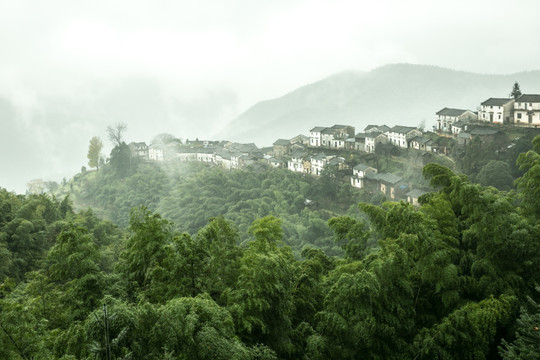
xmin=1 ymin=136 xmax=540 ymax=359
xmin=58 ymin=157 xmax=384 ymax=256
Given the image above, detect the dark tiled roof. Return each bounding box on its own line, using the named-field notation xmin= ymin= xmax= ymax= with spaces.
xmin=353 ymin=163 xmax=373 ymax=171
xmin=481 ymin=98 xmax=514 ymax=106
xmin=365 ymin=131 xmax=382 ymax=138
xmin=355 ymin=132 xmax=367 ymax=139
xmin=365 ymin=125 xmax=390 ymax=132
xmin=310 ymin=126 xmax=327 ymax=132
xmin=321 ymin=128 xmax=337 ymax=134
xmin=377 ymin=173 xmax=403 ymax=184
xmin=291 ymin=134 xmax=308 ymax=142
xmin=328 ymin=157 xmax=345 ymax=166
xmin=457 ymin=132 xmax=471 ymax=139
xmin=268 ymin=157 xmax=282 ymax=164
xmin=290 ymin=150 xmax=307 ymax=159
xmin=228 ymin=143 xmax=259 ymax=153
xmin=436 ymin=108 xmax=471 ymax=117
xmin=406 ymin=189 xmax=428 ymax=198
xmin=273 ymin=139 xmax=291 ymax=146
xmin=390 ymin=125 xmax=419 ymax=134
xmin=516 ymin=94 xmax=540 ymax=103
xmin=311 ymin=152 xmax=327 ymax=161
xmin=331 ymin=124 xmax=353 ymax=130
xmin=410 ymin=136 xmax=432 ymax=145
xmin=215 ymin=149 xmax=232 ymax=159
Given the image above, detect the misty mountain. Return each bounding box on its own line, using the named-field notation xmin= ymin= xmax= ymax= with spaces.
xmin=217 ymin=64 xmax=540 ymax=146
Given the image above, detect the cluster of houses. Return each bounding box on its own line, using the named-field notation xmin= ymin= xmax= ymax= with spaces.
xmin=435 ymin=93 xmax=540 ymax=141
xmin=124 ymin=93 xmax=539 ymax=205
xmin=127 ymin=122 xmax=436 ymax=205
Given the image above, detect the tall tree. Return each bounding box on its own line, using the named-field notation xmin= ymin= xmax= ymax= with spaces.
xmin=510 ymin=82 xmax=522 ymax=100
xmin=107 ymin=123 xmax=127 ymax=147
xmin=87 ymin=136 xmax=103 ymax=170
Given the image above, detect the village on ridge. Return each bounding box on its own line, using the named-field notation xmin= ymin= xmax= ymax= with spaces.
xmin=126 ymin=92 xmax=540 ymax=205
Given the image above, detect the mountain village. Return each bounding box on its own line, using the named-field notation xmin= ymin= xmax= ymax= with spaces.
xmin=128 ymin=92 xmax=540 ymax=205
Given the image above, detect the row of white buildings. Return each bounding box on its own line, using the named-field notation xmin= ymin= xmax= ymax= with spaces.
xmin=307 ymin=124 xmax=426 ymax=153
xmin=436 ymin=93 xmax=540 ymax=134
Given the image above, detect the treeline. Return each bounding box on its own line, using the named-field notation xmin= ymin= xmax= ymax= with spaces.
xmin=0 ymin=135 xmax=539 ymax=359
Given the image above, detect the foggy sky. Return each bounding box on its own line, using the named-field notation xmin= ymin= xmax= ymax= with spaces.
xmin=1 ymin=0 xmax=540 ymax=193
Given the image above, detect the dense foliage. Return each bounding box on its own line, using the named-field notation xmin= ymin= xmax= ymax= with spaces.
xmin=58 ymin=159 xmax=375 ymax=256
xmin=1 ymin=135 xmax=540 ymax=359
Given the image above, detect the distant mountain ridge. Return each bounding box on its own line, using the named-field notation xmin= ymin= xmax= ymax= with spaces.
xmin=217 ymin=64 xmax=540 ymax=146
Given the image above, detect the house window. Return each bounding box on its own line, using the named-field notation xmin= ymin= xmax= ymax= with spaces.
xmin=498 ymin=114 xmax=501 ymax=120
xmin=517 ymin=113 xmax=522 ymax=119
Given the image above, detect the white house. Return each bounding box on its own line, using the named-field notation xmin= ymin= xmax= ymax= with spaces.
xmin=386 ymin=126 xmax=422 ymax=148
xmin=176 ymin=148 xmax=198 ymax=162
xmin=350 ymin=163 xmax=377 ymax=188
xmin=514 ymin=94 xmax=540 ymax=126
xmin=215 ymin=149 xmax=233 ymax=170
xmin=309 ymin=127 xmax=326 ymax=147
xmin=365 ymin=132 xmax=388 ymax=153
xmin=288 ymin=150 xmax=307 ymax=173
xmin=310 ymin=152 xmax=327 ymax=176
xmin=478 ymin=98 xmax=514 ymax=124
xmin=408 ymin=137 xmax=433 ymax=152
xmin=435 ymin=108 xmax=477 ymax=133
xmin=148 ymin=147 xmax=164 ymax=161
xmin=197 ymin=148 xmax=216 ymax=163
xmin=129 ymin=142 xmax=149 ymax=158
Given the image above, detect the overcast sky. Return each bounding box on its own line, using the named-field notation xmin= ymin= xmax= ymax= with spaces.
xmin=1 ymin=0 xmax=540 ymax=193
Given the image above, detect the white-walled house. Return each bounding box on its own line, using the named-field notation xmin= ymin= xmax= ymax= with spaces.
xmin=288 ymin=150 xmax=307 ymax=173
xmin=215 ymin=149 xmax=233 ymax=170
xmin=514 ymin=94 xmax=540 ymax=127
xmin=148 ymin=146 xmax=164 ymax=161
xmin=365 ymin=132 xmax=388 ymax=153
xmin=435 ymin=108 xmax=477 ymax=133
xmin=129 ymin=142 xmax=149 ymax=158
xmin=386 ymin=126 xmax=422 ymax=148
xmin=310 ymin=125 xmax=355 ymax=148
xmin=196 ymin=148 xmax=216 ymax=163
xmin=478 ymin=98 xmax=514 ymax=124
xmin=311 ymin=152 xmax=327 ymax=176
xmin=309 ymin=127 xmax=325 ymax=147
xmin=351 ymin=163 xmax=377 ymax=188
xmin=408 ymin=137 xmax=433 ymax=152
